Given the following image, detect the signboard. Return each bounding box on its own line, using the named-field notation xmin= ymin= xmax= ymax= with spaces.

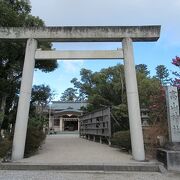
xmin=165 ymin=86 xmax=180 ymax=142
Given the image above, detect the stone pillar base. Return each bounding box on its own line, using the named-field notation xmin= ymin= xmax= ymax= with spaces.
xmin=157 ymin=148 xmax=180 ymax=171
xmin=164 ymin=142 xmax=180 ymax=151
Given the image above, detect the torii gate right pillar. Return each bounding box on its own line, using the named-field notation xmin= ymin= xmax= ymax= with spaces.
xmin=122 ymin=37 xmax=145 ymax=161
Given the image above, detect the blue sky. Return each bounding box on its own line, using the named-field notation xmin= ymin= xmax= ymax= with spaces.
xmin=30 ymin=0 xmax=180 ymax=100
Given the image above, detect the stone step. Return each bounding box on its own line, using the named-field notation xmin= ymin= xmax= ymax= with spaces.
xmin=0 ymin=163 xmax=164 ymax=172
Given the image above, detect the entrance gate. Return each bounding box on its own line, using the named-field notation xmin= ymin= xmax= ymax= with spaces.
xmin=0 ymin=26 xmax=161 ymax=161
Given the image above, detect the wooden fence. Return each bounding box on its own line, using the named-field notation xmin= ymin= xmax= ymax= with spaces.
xmin=79 ymin=107 xmax=111 ymax=144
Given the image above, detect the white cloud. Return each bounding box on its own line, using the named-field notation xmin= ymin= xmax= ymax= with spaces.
xmin=30 ymin=0 xmax=179 ymax=99
xmin=30 ymin=0 xmax=180 ymax=46
xmin=61 ymin=60 xmax=84 ymax=73
xmin=30 ymin=0 xmax=179 ymax=25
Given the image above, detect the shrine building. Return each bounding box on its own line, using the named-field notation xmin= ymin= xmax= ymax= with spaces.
xmin=48 ymin=101 xmax=88 ymax=133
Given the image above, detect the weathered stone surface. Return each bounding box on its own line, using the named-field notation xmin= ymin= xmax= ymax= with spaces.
xmin=157 ymin=148 xmax=180 ymax=171
xmin=0 ymin=26 xmax=161 ymax=42
xmin=12 ymin=39 xmax=37 ymax=161
xmin=35 ymin=49 xmax=124 ymax=60
xmin=165 ymin=142 xmax=180 ymax=151
xmin=165 ymin=86 xmax=180 ymax=143
xmin=122 ymin=38 xmax=145 ymax=161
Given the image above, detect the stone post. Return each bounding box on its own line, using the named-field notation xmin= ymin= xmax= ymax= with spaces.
xmin=49 ymin=118 xmax=52 ymax=130
xmin=93 ymin=136 xmax=96 ymax=142
xmin=48 ymin=104 xmax=52 ymax=129
xmin=78 ymin=120 xmax=80 ymax=132
xmin=12 ymin=39 xmax=37 ymax=161
xmin=100 ymin=136 xmax=102 ymax=144
xmin=60 ymin=117 xmax=63 ymax=132
xmin=122 ymin=37 xmax=145 ymax=161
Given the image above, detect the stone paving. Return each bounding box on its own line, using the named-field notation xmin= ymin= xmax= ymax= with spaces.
xmin=17 ymin=134 xmax=134 ymax=164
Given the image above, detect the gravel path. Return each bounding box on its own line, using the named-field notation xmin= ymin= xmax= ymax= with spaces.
xmin=17 ymin=134 xmax=134 ymax=164
xmin=0 ymin=171 xmax=180 ymax=180
xmin=3 ymin=134 xmax=180 ymax=180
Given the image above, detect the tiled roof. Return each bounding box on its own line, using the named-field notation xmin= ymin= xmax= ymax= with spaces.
xmin=50 ymin=101 xmax=88 ymax=111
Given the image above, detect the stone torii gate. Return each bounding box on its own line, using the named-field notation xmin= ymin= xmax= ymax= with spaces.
xmin=0 ymin=26 xmax=161 ymax=161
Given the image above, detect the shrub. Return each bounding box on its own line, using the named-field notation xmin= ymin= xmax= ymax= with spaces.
xmin=24 ymin=126 xmax=46 ymax=157
xmin=0 ymin=138 xmax=12 ymax=159
xmin=24 ymin=116 xmax=47 ymax=157
xmin=143 ymin=123 xmax=168 ymax=158
xmin=111 ymin=130 xmax=131 ymax=151
xmin=0 ymin=115 xmax=47 ymax=159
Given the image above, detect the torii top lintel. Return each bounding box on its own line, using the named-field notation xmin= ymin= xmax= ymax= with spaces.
xmin=0 ymin=26 xmax=161 ymax=42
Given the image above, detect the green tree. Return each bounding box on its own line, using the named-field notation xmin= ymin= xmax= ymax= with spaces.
xmin=60 ymin=88 xmax=78 ymax=102
xmin=28 ymin=84 xmax=53 ymax=136
xmin=70 ymin=65 xmax=127 ymax=129
xmin=71 ymin=65 xmax=126 ymax=109
xmin=69 ymin=64 xmax=163 ymax=131
xmin=0 ymin=0 xmax=58 ymax=130
xmin=30 ymin=84 xmax=54 ymax=115
xmin=137 ymin=73 xmax=161 ymax=107
xmin=135 ymin=64 xmax=150 ymax=76
xmin=155 ymin=65 xmax=171 ymax=85
xmin=71 ymin=78 xmax=87 ymax=101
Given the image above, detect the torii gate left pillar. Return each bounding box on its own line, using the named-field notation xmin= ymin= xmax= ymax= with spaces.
xmin=12 ymin=39 xmax=37 ymax=160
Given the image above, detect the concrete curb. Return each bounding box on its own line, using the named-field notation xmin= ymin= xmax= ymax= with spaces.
xmin=0 ymin=163 xmax=161 ymax=172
